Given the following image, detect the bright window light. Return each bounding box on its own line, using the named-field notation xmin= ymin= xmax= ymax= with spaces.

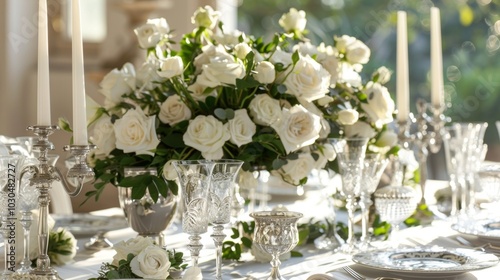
xmin=66 ymin=0 xmax=106 ymax=42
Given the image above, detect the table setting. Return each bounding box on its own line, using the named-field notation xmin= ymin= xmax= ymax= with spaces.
xmin=2 ymin=1 xmax=500 ymax=280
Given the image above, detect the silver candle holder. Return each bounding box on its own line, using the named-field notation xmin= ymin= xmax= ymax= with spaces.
xmin=24 ymin=125 xmax=95 ymax=279
xmin=397 ymin=99 xmax=447 ymax=208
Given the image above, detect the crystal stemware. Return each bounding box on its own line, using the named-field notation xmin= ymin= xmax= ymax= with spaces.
xmin=208 ymin=159 xmax=243 ymax=280
xmin=328 ymin=137 xmax=368 ymax=253
xmin=173 ymin=160 xmax=214 ymax=270
xmin=358 ymin=154 xmax=388 ymax=249
xmin=374 ymin=185 xmax=417 ymax=248
xmin=442 ymin=123 xmax=463 ymax=218
xmin=250 ymin=211 xmax=302 ymax=280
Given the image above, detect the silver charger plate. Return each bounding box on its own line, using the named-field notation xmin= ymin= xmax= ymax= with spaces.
xmin=52 ymin=213 xmax=128 ymax=236
xmin=452 ymin=219 xmax=500 ymax=243
xmin=352 ymin=246 xmax=499 ymax=278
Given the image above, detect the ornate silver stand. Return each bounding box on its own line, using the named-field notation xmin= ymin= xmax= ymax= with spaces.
xmin=397 ymin=99 xmax=447 ymax=207
xmin=25 ymin=125 xmax=95 ymax=279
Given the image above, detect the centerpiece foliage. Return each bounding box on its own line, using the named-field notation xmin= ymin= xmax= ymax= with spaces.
xmin=60 ymin=5 xmax=398 ymax=202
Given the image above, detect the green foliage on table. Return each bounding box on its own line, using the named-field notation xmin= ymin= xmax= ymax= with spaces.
xmin=31 ymin=229 xmax=76 ymax=267
xmin=89 ymin=250 xmax=186 ymax=280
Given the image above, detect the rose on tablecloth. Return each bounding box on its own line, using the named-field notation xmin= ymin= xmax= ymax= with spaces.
xmin=91 ymin=236 xmax=187 ymax=280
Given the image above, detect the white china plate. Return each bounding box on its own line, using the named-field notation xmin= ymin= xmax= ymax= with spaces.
xmin=52 ymin=213 xmax=128 ymax=236
xmin=452 ymin=219 xmax=500 ymax=243
xmin=352 ymin=246 xmax=499 ymax=278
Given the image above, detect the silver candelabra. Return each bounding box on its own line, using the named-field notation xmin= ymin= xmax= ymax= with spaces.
xmin=23 ymin=125 xmax=95 ymax=279
xmin=397 ymin=99 xmax=447 ymax=208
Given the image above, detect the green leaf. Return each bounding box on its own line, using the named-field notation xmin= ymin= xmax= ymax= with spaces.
xmin=241 ymin=236 xmax=252 ymax=248
xmin=131 ymin=184 xmax=148 ymax=199
xmin=291 ymin=251 xmax=303 ymax=257
xmin=292 ymin=50 xmax=300 ymax=65
xmin=272 ymin=158 xmax=287 ymax=170
xmin=214 ymin=108 xmax=227 ymax=120
xmin=152 ymin=176 xmax=168 ymax=198
xmin=163 ymin=133 xmax=185 ymax=148
xmin=277 ymin=84 xmax=287 ymax=94
xmin=225 ymin=108 xmax=235 ymax=120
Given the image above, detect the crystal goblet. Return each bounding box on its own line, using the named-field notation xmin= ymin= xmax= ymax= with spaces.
xmin=443 ymin=123 xmax=463 ymax=218
xmin=329 ymin=137 xmax=368 ymax=253
xmin=374 ymin=185 xmax=417 ymax=248
xmin=208 ymin=159 xmax=243 ymax=280
xmin=358 ymin=154 xmax=388 ymax=249
xmin=250 ymin=211 xmax=302 ymax=280
xmin=173 ymin=160 xmax=214 ymax=270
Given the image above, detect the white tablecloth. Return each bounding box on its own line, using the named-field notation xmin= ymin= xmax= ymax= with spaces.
xmin=6 ymin=187 xmax=500 ymax=280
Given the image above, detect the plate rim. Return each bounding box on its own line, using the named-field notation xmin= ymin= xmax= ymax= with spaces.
xmin=352 ymin=246 xmax=499 ymax=275
xmin=451 ymin=219 xmax=500 ymax=242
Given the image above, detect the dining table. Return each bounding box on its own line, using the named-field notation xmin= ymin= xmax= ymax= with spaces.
xmin=4 ymin=181 xmax=500 ymax=280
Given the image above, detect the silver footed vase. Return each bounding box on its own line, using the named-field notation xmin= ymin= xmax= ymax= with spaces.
xmin=118 ymin=167 xmax=178 ymax=247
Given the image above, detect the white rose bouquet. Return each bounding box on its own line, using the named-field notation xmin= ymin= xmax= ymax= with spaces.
xmin=64 ymin=5 xmax=399 ymax=201
xmin=90 ymin=236 xmax=187 ymax=280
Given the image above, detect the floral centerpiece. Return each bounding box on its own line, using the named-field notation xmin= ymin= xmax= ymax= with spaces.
xmin=63 ymin=5 xmax=398 ymax=202
xmin=90 ymin=236 xmax=187 ymax=280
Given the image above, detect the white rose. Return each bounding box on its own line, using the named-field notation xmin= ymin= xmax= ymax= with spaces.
xmin=319 ymin=54 xmax=340 ymax=86
xmin=234 ymin=42 xmax=252 ymax=60
xmin=278 ymin=153 xmax=316 ymax=185
xmin=112 ymin=236 xmax=156 ymax=265
xmin=279 ymin=8 xmax=307 ymax=33
xmin=283 ymin=55 xmax=331 ymax=102
xmin=162 ymin=160 xmax=177 ymax=181
xmin=335 ymin=35 xmax=357 ymax=53
xmin=197 ymin=57 xmax=245 ymax=88
xmin=213 ymin=29 xmax=245 ymax=46
xmin=268 ymin=48 xmax=293 ymax=67
xmin=238 ymin=170 xmax=258 ymax=189
xmin=314 ymin=143 xmax=337 ymax=169
xmin=254 ymin=61 xmax=276 ymax=84
xmin=48 ymin=228 xmax=77 ymax=265
xmin=183 ymin=115 xmax=230 ymax=160
xmin=193 ymin=44 xmax=233 ymax=72
xmin=130 ymin=245 xmax=171 ymax=279
xmin=182 ymin=266 xmax=203 ymax=280
xmin=372 ymin=66 xmax=392 ymax=84
xmin=338 ymin=62 xmax=362 ymax=87
xmin=317 ymin=95 xmax=334 ymax=107
xmin=191 ymin=5 xmax=220 ymax=29
xmin=361 ymin=82 xmax=395 ymax=126
xmin=227 ymin=109 xmax=256 ymax=147
xmin=274 ymin=105 xmax=321 ymax=154
xmin=248 ymin=94 xmax=282 ymax=126
xmin=187 ymin=82 xmax=217 ymax=102
xmin=293 ymin=42 xmax=319 ymax=57
xmin=158 ymin=56 xmax=184 ymax=79
xmin=159 ymin=95 xmax=192 ymax=126
xmin=337 ymin=109 xmax=359 ymax=125
xmin=100 ymin=63 xmax=136 ymax=109
xmin=344 ymin=121 xmax=376 ymax=138
xmin=376 ymin=130 xmax=398 ymax=147
xmin=137 ymin=61 xmax=164 ymax=90
xmin=345 ymin=38 xmax=370 ymax=64
xmin=398 ymin=148 xmax=419 ymax=173
xmin=134 ymin=18 xmax=169 ymax=49
xmin=114 ymin=108 xmax=160 ymax=156
xmin=91 ymin=116 xmax=116 ymax=156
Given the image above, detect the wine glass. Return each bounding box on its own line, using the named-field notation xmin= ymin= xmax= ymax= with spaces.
xmin=442 ymin=124 xmax=463 ymax=218
xmin=328 ymin=137 xmax=368 ymax=253
xmin=208 ymin=159 xmax=243 ymax=280
xmin=250 ymin=211 xmax=302 ymax=280
xmin=358 ymin=154 xmax=388 ymax=249
xmin=374 ymin=185 xmax=417 ymax=248
xmin=172 ymin=160 xmax=214 ymax=270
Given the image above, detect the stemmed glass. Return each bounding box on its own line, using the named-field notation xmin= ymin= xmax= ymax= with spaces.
xmin=442 ymin=124 xmax=463 ymax=218
xmin=374 ymin=185 xmax=417 ymax=248
xmin=172 ymin=160 xmax=214 ymax=270
xmin=208 ymin=159 xmax=243 ymax=280
xmin=358 ymin=154 xmax=388 ymax=249
xmin=329 ymin=137 xmax=368 ymax=253
xmin=250 ymin=211 xmax=302 ymax=280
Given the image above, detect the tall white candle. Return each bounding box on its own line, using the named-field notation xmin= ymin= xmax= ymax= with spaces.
xmin=37 ymin=0 xmax=51 ymax=126
xmin=72 ymin=0 xmax=88 ymax=145
xmin=430 ymin=7 xmax=444 ymax=108
xmin=396 ymin=11 xmax=410 ymax=122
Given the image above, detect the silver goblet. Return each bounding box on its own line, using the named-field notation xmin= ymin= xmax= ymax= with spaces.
xmin=250 ymin=211 xmax=302 ymax=280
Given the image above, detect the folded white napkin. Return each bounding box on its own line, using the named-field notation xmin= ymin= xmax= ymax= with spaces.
xmin=306 ymin=274 xmax=335 ymax=280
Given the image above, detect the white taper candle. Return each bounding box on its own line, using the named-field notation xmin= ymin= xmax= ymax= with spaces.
xmin=396 ymin=11 xmax=410 ymax=122
xmin=37 ymin=0 xmax=51 ymax=126
xmin=72 ymin=0 xmax=88 ymax=145
xmin=430 ymin=7 xmax=444 ymax=108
